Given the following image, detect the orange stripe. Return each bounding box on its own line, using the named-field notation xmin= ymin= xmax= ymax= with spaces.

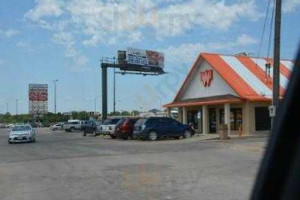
xmin=202 ymin=54 xmax=260 ymax=100
xmin=237 ymin=56 xmax=285 ymax=96
xmin=264 ymin=58 xmax=291 ymax=78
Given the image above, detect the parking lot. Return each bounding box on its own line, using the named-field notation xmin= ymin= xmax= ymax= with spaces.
xmin=0 ymin=128 xmax=267 ymax=200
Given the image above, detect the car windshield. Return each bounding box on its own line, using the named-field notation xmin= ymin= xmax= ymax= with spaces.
xmin=103 ymin=119 xmax=112 ymax=125
xmin=116 ymin=119 xmax=126 ymax=126
xmin=12 ymin=126 xmax=31 ymax=131
xmin=110 ymin=119 xmax=121 ymax=124
xmin=135 ymin=119 xmax=147 ymax=126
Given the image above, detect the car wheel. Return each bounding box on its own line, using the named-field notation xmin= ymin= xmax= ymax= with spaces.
xmin=148 ymin=131 xmax=158 ymax=141
xmin=53 ymin=128 xmax=57 ymax=131
xmin=174 ymin=136 xmax=180 ymax=140
xmin=32 ymin=138 xmax=36 ymax=143
xmin=94 ymin=130 xmax=98 ymax=137
xmin=83 ymin=131 xmax=86 ymax=136
xmin=122 ymin=135 xmax=129 ymax=140
xmin=183 ymin=130 xmax=192 ymax=139
xmin=70 ymin=127 xmax=74 ymax=132
xmin=110 ymin=135 xmax=117 ymax=139
xmin=8 ymin=141 xmax=12 ymax=144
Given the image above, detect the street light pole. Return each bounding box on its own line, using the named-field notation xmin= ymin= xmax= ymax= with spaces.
xmin=94 ymin=95 xmax=102 ymax=114
xmin=53 ymin=79 xmax=58 ymax=114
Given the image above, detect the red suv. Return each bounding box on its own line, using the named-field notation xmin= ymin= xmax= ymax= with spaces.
xmin=115 ymin=118 xmax=139 ymax=140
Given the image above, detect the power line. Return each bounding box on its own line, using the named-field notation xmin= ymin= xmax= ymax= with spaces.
xmin=257 ymin=0 xmax=272 ymax=59
xmin=267 ymin=0 xmax=276 ymax=61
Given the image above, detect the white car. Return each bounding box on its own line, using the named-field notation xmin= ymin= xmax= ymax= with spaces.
xmin=51 ymin=123 xmax=63 ymax=131
xmin=8 ymin=124 xmax=36 ymax=144
xmin=99 ymin=118 xmax=122 ymax=138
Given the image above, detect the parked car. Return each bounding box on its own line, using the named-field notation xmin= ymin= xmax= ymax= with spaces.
xmin=0 ymin=123 xmax=7 ymax=128
xmin=99 ymin=118 xmax=122 ymax=138
xmin=81 ymin=120 xmax=91 ymax=131
xmin=29 ymin=122 xmax=42 ymax=128
xmin=51 ymin=123 xmax=64 ymax=131
xmin=8 ymin=124 xmax=36 ymax=144
xmin=133 ymin=117 xmax=195 ymax=141
xmin=82 ymin=120 xmax=102 ymax=136
xmin=114 ymin=118 xmax=140 ymax=140
xmin=63 ymin=121 xmax=82 ymax=132
xmin=6 ymin=124 xmax=14 ymax=129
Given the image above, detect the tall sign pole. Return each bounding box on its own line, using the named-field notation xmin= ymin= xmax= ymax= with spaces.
xmin=101 ymin=63 xmax=108 ymax=120
xmin=272 ymin=0 xmax=281 ymax=130
xmin=113 ymin=58 xmax=116 ymax=114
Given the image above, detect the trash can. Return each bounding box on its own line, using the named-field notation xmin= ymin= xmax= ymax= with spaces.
xmin=218 ymin=124 xmax=229 ymax=140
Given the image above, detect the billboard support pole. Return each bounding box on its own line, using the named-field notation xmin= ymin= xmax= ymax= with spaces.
xmin=101 ymin=63 xmax=108 ymax=120
xmin=113 ymin=57 xmax=116 ymax=114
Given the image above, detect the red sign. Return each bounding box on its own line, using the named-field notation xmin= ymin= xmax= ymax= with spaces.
xmin=200 ymin=70 xmax=213 ymax=87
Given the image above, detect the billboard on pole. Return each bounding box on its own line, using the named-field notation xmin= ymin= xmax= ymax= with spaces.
xmin=126 ymin=48 xmax=164 ymax=68
xmin=117 ymin=48 xmax=165 ymax=73
xmin=28 ymin=84 xmax=48 ymax=115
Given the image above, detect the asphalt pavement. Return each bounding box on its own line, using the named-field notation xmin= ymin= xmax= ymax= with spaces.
xmin=0 ymin=128 xmax=267 ymax=200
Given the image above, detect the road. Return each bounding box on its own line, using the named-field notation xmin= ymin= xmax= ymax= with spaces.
xmin=0 ymin=128 xmax=267 ymax=200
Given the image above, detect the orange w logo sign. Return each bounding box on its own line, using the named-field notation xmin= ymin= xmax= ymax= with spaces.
xmin=200 ymin=70 xmax=213 ymax=87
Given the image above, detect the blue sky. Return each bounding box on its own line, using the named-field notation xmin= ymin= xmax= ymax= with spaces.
xmin=0 ymin=0 xmax=299 ymax=114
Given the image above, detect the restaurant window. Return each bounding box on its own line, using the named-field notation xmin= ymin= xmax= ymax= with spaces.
xmin=219 ymin=108 xmax=242 ymax=130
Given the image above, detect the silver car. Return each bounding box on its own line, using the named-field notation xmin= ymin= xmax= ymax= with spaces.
xmin=8 ymin=124 xmax=36 ymax=144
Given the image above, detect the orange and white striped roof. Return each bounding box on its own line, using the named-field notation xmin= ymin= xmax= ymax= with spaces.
xmin=173 ymin=53 xmax=294 ymax=102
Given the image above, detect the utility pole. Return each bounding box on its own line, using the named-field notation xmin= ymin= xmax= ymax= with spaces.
xmin=158 ymin=97 xmax=162 ymax=110
xmin=53 ymin=79 xmax=58 ymax=114
xmin=272 ymin=0 xmax=281 ymax=130
xmin=16 ymin=99 xmax=18 ymax=115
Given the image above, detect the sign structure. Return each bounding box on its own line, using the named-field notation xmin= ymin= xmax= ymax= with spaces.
xmin=117 ymin=48 xmax=165 ymax=73
xmin=200 ymin=70 xmax=213 ymax=87
xmin=126 ymin=48 xmax=164 ymax=68
xmin=28 ymin=84 xmax=48 ymax=115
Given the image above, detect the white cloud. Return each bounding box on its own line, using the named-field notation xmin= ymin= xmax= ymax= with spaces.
xmin=52 ymin=31 xmax=90 ymax=71
xmin=4 ymin=29 xmax=19 ymax=37
xmin=25 ymin=0 xmax=63 ymax=21
xmin=24 ymin=0 xmax=261 ymax=71
xmin=0 ymin=26 xmax=19 ymax=38
xmin=25 ymin=0 xmax=262 ymax=46
xmin=283 ymin=0 xmax=300 ymax=12
xmin=236 ymin=34 xmax=258 ymax=46
xmin=163 ymin=34 xmax=258 ymax=65
xmin=16 ymin=41 xmax=34 ymax=51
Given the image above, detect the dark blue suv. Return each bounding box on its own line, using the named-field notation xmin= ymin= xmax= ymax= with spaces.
xmin=133 ymin=117 xmax=195 ymax=141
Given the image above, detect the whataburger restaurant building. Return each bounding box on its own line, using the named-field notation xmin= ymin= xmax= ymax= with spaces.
xmin=164 ymin=53 xmax=294 ymax=135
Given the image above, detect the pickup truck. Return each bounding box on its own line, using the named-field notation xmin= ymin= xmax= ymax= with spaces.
xmin=64 ymin=121 xmax=82 ymax=132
